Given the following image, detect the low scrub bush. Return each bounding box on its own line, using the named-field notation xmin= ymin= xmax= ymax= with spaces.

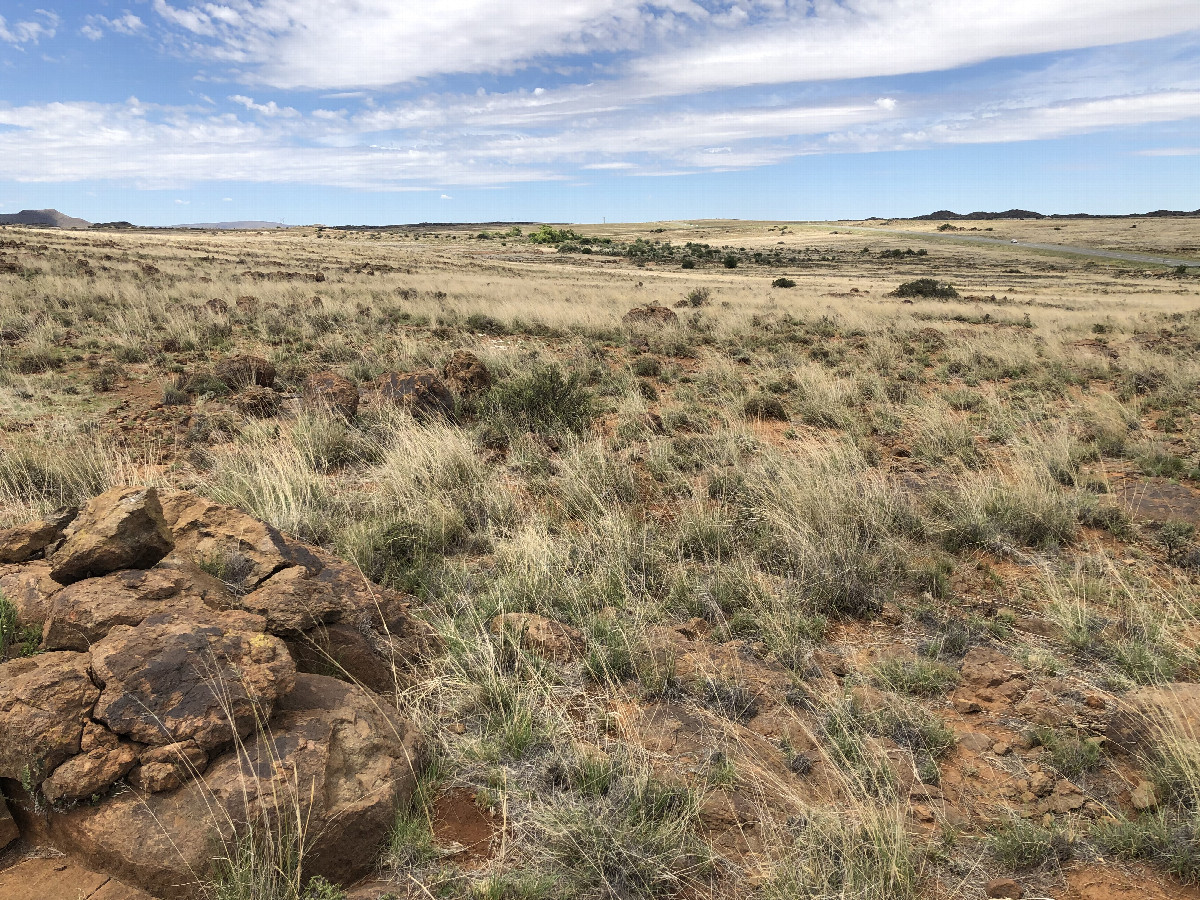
xmin=890 ymin=279 xmax=959 ymax=299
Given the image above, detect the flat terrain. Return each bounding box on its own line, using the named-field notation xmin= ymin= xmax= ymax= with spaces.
xmin=1 ymin=218 xmax=1200 ymax=899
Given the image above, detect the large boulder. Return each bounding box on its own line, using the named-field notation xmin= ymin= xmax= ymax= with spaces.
xmin=213 ymin=354 xmax=275 ymax=389
xmin=48 ymin=487 xmax=174 ymax=585
xmin=158 ymin=490 xmax=320 ymax=592
xmin=0 ymin=561 xmax=59 ymax=630
xmin=443 ymin=350 xmax=493 ymax=396
xmin=29 ymin=675 xmax=426 ymax=899
xmin=0 ymin=507 xmax=76 ymax=564
xmin=0 ymin=797 xmax=17 ymax=853
xmin=0 ymin=652 xmax=100 ymax=782
xmin=239 ymin=565 xmax=343 ymax=637
xmin=41 ymin=566 xmax=221 ymax=652
xmin=1108 ymin=683 xmax=1200 ymax=754
xmin=90 ymin=612 xmax=295 ymax=751
xmin=302 ymin=370 xmax=359 ymax=418
xmin=374 ymin=371 xmax=453 ymax=420
xmin=623 ymin=305 xmax=679 ymax=325
xmin=41 ymin=743 xmax=138 ymax=805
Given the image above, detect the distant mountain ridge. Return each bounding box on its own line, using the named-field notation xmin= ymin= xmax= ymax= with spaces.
xmin=909 ymin=208 xmax=1200 ymax=220
xmin=174 ymin=221 xmax=286 ymax=230
xmin=0 ymin=209 xmax=91 ymax=229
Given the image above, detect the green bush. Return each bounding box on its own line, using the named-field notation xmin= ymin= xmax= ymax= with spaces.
xmin=871 ymin=657 xmax=959 ymax=697
xmin=722 ymin=254 xmax=739 ymax=269
xmin=772 ymin=277 xmax=796 ymax=288
xmin=488 ymin=365 xmax=596 ymax=436
xmin=890 ymin=279 xmax=959 ymax=299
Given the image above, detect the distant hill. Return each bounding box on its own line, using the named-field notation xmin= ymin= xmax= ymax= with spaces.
xmin=0 ymin=209 xmax=91 ymax=229
xmin=175 ymin=221 xmax=286 ymax=230
xmin=910 ymin=208 xmax=1200 ymax=220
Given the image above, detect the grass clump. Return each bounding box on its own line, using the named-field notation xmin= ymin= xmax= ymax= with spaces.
xmin=537 ymin=773 xmax=713 ymax=899
xmin=1028 ymin=726 xmax=1102 ymax=779
xmin=488 ymin=364 xmax=596 ymax=436
xmin=988 ymin=818 xmax=1074 ymax=869
xmin=871 ymin=657 xmax=959 ymax=697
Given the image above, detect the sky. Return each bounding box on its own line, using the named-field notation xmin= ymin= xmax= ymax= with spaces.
xmin=0 ymin=1 xmax=1198 ymax=225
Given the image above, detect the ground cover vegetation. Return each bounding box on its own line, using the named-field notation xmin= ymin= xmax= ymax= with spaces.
xmin=1 ymin=216 xmax=1199 ymax=899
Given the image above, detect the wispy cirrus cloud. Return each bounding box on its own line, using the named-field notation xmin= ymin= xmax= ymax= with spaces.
xmin=0 ymin=9 xmax=58 ymax=45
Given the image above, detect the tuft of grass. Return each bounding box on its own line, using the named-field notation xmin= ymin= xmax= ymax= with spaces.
xmin=1028 ymin=726 xmax=1102 ymax=779
xmin=988 ymin=818 xmax=1074 ymax=869
xmin=871 ymin=657 xmax=959 ymax=697
xmin=487 ymin=364 xmax=596 ymax=436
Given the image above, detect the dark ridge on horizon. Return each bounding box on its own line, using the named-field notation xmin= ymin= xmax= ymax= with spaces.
xmin=0 ymin=209 xmax=91 ymax=229
xmin=903 ymin=208 xmax=1200 ymax=220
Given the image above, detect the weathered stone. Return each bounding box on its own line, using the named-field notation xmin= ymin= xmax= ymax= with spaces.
xmin=1108 ymin=683 xmax=1200 ymax=755
xmin=442 ymin=350 xmax=493 ymax=396
xmin=91 ymin=613 xmax=295 ymax=750
xmin=0 ymin=797 xmax=17 ymax=852
xmin=34 ymin=675 xmax=425 ymax=899
xmin=960 ymin=647 xmax=1027 ymax=699
xmin=129 ymin=741 xmax=208 ymax=793
xmin=213 ymin=354 xmax=275 ymax=389
xmin=0 ymin=857 xmax=157 ymax=900
xmin=302 ymin=370 xmax=359 ymax=418
xmin=159 ymin=490 xmax=318 ymax=592
xmin=240 ymin=565 xmax=343 ymax=637
xmin=985 ymin=878 xmax=1023 ymax=899
xmin=623 ymin=305 xmax=679 ymax=325
xmin=234 ymin=385 xmax=282 ymax=418
xmin=80 ymin=722 xmax=121 ymax=752
xmin=49 ymin=487 xmax=174 ymax=585
xmin=41 ymin=567 xmax=210 ymax=651
xmin=0 ymin=651 xmax=100 ymax=782
xmin=374 ymin=371 xmax=454 ymax=420
xmin=0 ymin=562 xmax=58 ymax=629
xmin=42 ymin=744 xmax=138 ymax=804
xmin=1131 ymin=779 xmax=1158 ymax=811
xmin=490 ymin=612 xmax=584 ymax=661
xmin=0 ymin=507 xmax=76 ymax=563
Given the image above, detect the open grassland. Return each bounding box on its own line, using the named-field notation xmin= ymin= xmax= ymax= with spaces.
xmin=2 ymin=218 xmax=1200 ymax=899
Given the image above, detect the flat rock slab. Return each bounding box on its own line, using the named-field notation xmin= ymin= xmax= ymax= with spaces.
xmin=1114 ymin=476 xmax=1200 ymax=526
xmin=0 ymin=857 xmax=158 ymax=900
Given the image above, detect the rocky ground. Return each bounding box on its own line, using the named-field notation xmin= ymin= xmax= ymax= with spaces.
xmin=0 ymin=220 xmax=1198 ymax=899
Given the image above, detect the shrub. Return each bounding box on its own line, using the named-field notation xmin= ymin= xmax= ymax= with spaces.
xmin=722 ymin=254 xmax=739 ymax=269
xmin=744 ymin=393 xmax=788 ymax=421
xmin=681 ymin=258 xmax=696 ymax=269
xmin=989 ymin=818 xmax=1073 ymax=868
xmin=772 ymin=277 xmax=796 ymax=288
xmin=890 ymin=279 xmax=959 ymax=299
xmin=871 ymin=657 xmax=959 ymax=697
xmin=684 ymin=287 xmax=710 ymax=307
xmin=488 ymin=365 xmax=596 ymax=436
xmin=632 ymin=356 xmax=662 ymax=378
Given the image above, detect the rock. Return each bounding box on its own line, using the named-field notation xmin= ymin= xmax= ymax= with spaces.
xmin=158 ymin=490 xmax=319 ymax=592
xmin=287 ymin=622 xmax=399 ymax=694
xmin=240 ymin=565 xmax=343 ymax=637
xmin=374 ymin=371 xmax=454 ymax=420
xmin=41 ymin=744 xmax=138 ymax=804
xmin=958 ymin=732 xmax=992 ymax=753
xmin=129 ymin=741 xmax=208 ymax=793
xmin=1131 ymin=779 xmax=1158 ymax=811
xmin=302 ymin=370 xmax=359 ymax=418
xmin=234 ymin=385 xmax=281 ymax=418
xmin=0 ymin=797 xmax=16 ymax=852
xmin=985 ymin=877 xmax=1023 ymax=899
xmin=90 ymin=613 xmax=295 ymax=751
xmin=205 ymin=297 xmax=228 ymax=315
xmin=48 ymin=487 xmax=174 ymax=585
xmin=0 ymin=507 xmax=76 ymax=563
xmin=1108 ymin=683 xmax=1200 ymax=755
xmin=80 ymin=722 xmax=120 ymax=752
xmin=0 ymin=651 xmax=100 ymax=782
xmin=992 ymin=742 xmax=1012 ymax=756
xmin=41 ymin=567 xmax=214 ymax=651
xmin=0 ymin=857 xmax=157 ymax=900
xmin=623 ymin=305 xmax=679 ymax=325
xmin=953 ymin=696 xmax=983 ymax=714
xmin=490 ymin=613 xmax=584 ymax=661
xmin=442 ymin=350 xmax=493 ymax=396
xmin=33 ymin=675 xmax=425 ymax=899
xmin=960 ymin=647 xmax=1027 ymax=699
xmin=0 ymin=562 xmax=59 ymax=629
xmin=1029 ymin=771 xmax=1054 ymax=797
xmin=213 ymin=354 xmax=275 ymax=389
xmin=1014 ymin=689 xmax=1067 ymax=727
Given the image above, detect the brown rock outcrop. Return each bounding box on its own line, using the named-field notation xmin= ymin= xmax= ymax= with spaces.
xmin=41 ymin=744 xmax=138 ymax=804
xmin=443 ymin=350 xmax=492 ymax=396
xmin=90 ymin=613 xmax=295 ymax=750
xmin=374 ymin=371 xmax=454 ymax=420
xmin=49 ymin=487 xmax=174 ymax=585
xmin=213 ymin=354 xmax=275 ymax=389
xmin=302 ymin=370 xmax=360 ymax=418
xmin=0 ymin=507 xmax=76 ymax=564
xmin=623 ymin=305 xmax=679 ymax=325
xmin=0 ymin=652 xmax=100 ymax=782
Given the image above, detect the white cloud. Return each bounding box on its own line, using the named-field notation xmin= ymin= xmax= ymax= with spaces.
xmin=441 ymin=194 xmax=453 ymax=199
xmin=83 ymin=13 xmax=145 ymax=39
xmin=229 ymin=94 xmax=300 ymax=117
xmin=223 ymin=196 xmax=234 ymax=201
xmin=0 ymin=10 xmax=58 ymax=45
xmin=1136 ymin=147 xmax=1200 ymax=156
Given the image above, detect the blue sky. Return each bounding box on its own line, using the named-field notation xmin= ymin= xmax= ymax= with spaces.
xmin=1 ymin=0 xmax=1198 ymax=225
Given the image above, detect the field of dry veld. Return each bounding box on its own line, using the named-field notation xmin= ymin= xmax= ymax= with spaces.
xmin=1 ymin=218 xmax=1200 ymax=900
